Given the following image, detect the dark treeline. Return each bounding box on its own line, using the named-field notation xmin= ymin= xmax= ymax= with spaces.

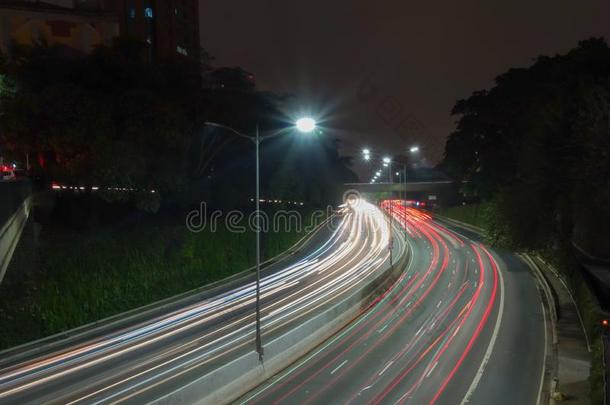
xmin=442 ymin=38 xmax=610 ymax=258
xmin=0 ymin=39 xmax=356 ymax=219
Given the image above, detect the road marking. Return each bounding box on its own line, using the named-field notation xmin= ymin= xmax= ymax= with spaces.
xmin=358 ymin=385 xmax=372 ymax=396
xmin=331 ymin=360 xmax=348 ymax=375
xmin=460 ymin=251 xmax=506 ymax=405
xmin=379 ymin=360 xmax=394 ymax=376
xmin=437 ymin=300 xmax=442 ymax=308
xmin=447 ymin=282 xmax=452 ymax=289
xmin=378 ymin=324 xmax=389 ymax=334
xmin=426 ymin=361 xmax=439 ymax=378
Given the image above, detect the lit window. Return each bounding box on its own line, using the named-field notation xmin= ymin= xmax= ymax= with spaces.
xmin=177 ymin=46 xmax=188 ymax=56
xmin=145 ymin=7 xmax=153 ymax=18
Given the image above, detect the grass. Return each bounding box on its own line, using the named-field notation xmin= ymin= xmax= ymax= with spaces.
xmin=436 ymin=203 xmax=491 ymax=231
xmin=0 ymin=211 xmax=319 ymax=350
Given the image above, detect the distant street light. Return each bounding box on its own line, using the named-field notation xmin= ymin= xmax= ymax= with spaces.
xmin=383 ymin=156 xmax=391 ymax=163
xmin=362 ymin=148 xmax=371 ymax=155
xmin=203 ymin=117 xmax=316 ymax=362
xmin=410 ymin=146 xmax=420 ymax=153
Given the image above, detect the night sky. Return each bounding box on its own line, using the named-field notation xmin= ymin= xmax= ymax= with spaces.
xmin=200 ymin=0 xmax=610 ymax=179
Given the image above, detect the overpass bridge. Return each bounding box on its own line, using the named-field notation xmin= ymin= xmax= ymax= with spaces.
xmin=343 ymin=181 xmax=460 ymax=207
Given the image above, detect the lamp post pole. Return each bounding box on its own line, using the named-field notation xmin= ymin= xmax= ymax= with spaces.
xmin=204 ymin=117 xmax=316 ymax=363
xmin=254 ymin=124 xmax=263 ymax=361
xmin=403 ymin=164 xmax=407 ymax=234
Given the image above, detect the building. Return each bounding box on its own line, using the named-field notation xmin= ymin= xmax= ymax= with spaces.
xmin=110 ymin=0 xmax=200 ymax=62
xmin=0 ymin=0 xmax=200 ymax=61
xmin=0 ymin=1 xmax=119 ymax=55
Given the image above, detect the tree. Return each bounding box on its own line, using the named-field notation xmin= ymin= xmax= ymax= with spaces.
xmin=0 ymin=41 xmax=357 ymax=215
xmin=0 ymin=40 xmax=205 ymax=210
xmin=443 ymin=38 xmax=610 ymax=254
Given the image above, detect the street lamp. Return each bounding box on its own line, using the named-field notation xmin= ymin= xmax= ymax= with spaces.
xmin=363 ymin=148 xmax=371 ymax=161
xmin=203 ymin=117 xmax=317 ymax=362
xmin=382 ymin=157 xmax=392 ymax=183
xmin=296 ymin=117 xmax=317 ymax=133
xmin=409 ymin=146 xmax=420 ymax=153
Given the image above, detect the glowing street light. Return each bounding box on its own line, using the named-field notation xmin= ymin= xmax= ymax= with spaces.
xmin=409 ymin=146 xmax=420 ymax=153
xmin=362 ymin=148 xmax=371 ymax=155
xmin=383 ymin=156 xmax=391 ymax=163
xmin=296 ymin=117 xmax=317 ymax=133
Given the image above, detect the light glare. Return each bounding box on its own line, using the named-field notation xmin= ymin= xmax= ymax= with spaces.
xmin=296 ymin=117 xmax=316 ymax=133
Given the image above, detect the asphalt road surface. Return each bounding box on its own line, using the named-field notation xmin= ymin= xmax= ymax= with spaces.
xmin=240 ymin=202 xmax=546 ymax=405
xmin=0 ymin=200 xmax=407 ymax=404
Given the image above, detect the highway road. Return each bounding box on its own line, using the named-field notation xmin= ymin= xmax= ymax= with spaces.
xmin=0 ymin=200 xmax=406 ymax=404
xmin=240 ymin=202 xmax=546 ymax=405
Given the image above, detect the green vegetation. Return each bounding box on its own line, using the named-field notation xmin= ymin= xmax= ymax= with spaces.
xmin=436 ymin=203 xmax=492 ymax=231
xmin=591 ymin=339 xmax=605 ymax=405
xmin=0 ymin=212 xmax=320 ymax=350
xmin=442 ymin=38 xmax=610 ymax=254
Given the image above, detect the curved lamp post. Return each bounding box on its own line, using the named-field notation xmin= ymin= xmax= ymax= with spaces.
xmin=203 ymin=118 xmax=317 ymax=362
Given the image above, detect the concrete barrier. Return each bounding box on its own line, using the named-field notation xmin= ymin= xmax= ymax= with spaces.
xmin=152 ymin=222 xmax=410 ymax=405
xmin=0 ymin=180 xmax=33 ymax=284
